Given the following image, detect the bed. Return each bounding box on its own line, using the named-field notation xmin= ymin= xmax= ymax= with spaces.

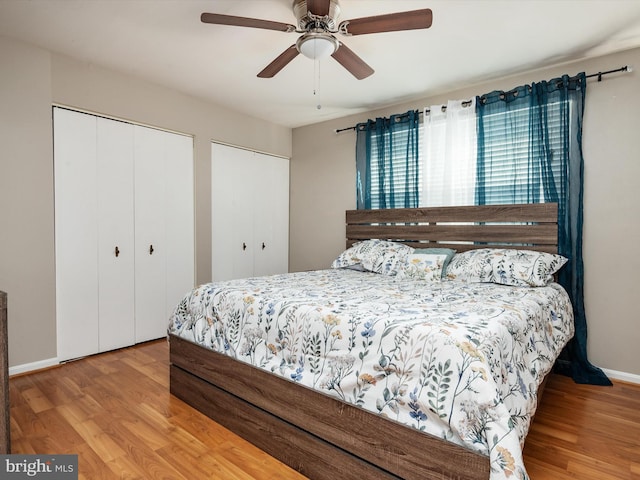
xmin=168 ymin=203 xmax=574 ymax=480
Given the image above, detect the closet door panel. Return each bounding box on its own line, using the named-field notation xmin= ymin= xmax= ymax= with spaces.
xmin=96 ymin=118 xmax=136 ymax=352
xmin=163 ymin=133 xmax=194 ymax=318
xmin=211 ymin=143 xmax=234 ymax=281
xmin=134 ymin=126 xmax=168 ymax=343
xmin=253 ymin=153 xmax=289 ymax=277
xmin=232 ymin=154 xmax=255 ymax=279
xmin=271 ymin=156 xmax=290 ymax=275
xmin=135 ymin=126 xmax=194 ymax=341
xmin=212 ymin=143 xmax=253 ymax=281
xmin=54 ymin=108 xmax=100 ymax=361
xmin=251 ymin=154 xmax=271 ymax=277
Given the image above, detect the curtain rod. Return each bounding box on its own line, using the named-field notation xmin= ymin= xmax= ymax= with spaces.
xmin=334 ymin=103 xmax=468 ymax=134
xmin=586 ymin=65 xmax=630 ymax=81
xmin=334 ymin=65 xmax=630 ymax=134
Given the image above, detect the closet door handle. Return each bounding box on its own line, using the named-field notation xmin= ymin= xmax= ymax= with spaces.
xmin=149 ymin=244 xmax=154 ymax=255
xmin=242 ymin=242 xmax=247 ymax=251
xmin=115 ymin=246 xmax=120 ymax=257
xmin=262 ymin=242 xmax=266 ymax=250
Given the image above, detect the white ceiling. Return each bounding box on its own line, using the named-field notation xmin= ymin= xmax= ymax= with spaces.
xmin=2 ymin=0 xmax=640 ymax=128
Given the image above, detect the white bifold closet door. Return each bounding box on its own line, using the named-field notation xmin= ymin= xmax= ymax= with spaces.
xmin=54 ymin=107 xmax=194 ymax=362
xmin=54 ymin=108 xmax=103 ymax=360
xmin=134 ymin=126 xmax=194 ymax=343
xmin=212 ymin=143 xmax=254 ymax=280
xmin=252 ymin=151 xmax=289 ymax=277
xmin=54 ymin=111 xmax=136 ymax=359
xmin=96 ymin=117 xmax=136 ymax=352
xmin=211 ymin=142 xmax=289 ymax=281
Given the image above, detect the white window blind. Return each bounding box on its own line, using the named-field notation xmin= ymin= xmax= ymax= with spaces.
xmin=477 ymin=99 xmax=569 ymax=205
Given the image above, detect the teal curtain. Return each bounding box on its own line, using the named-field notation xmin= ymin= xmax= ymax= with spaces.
xmin=476 ymin=73 xmax=611 ymax=385
xmin=356 ymin=110 xmax=420 ymax=209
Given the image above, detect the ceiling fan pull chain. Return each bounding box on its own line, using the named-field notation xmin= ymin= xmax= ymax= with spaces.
xmin=314 ymin=57 xmax=322 ymax=110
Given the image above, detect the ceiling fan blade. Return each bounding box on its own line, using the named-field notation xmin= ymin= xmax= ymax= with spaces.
xmin=332 ymin=43 xmax=374 ymax=80
xmin=257 ymin=45 xmax=300 ymax=78
xmin=340 ymin=9 xmax=433 ymax=36
xmin=201 ymin=13 xmax=295 ymax=32
xmin=307 ymin=0 xmax=331 ymax=17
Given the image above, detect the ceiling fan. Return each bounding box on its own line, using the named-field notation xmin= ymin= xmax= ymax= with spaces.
xmin=201 ymin=0 xmax=432 ymax=80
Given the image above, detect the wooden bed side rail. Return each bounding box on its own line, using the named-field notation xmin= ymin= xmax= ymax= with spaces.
xmin=170 ymin=334 xmax=490 ymax=480
xmin=346 ymin=203 xmax=559 ymax=253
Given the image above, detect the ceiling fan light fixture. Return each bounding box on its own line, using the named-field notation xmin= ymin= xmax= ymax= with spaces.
xmin=296 ymin=32 xmax=339 ymax=60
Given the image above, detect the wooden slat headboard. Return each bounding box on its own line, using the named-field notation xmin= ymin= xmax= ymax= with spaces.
xmin=346 ymin=203 xmax=559 ymax=254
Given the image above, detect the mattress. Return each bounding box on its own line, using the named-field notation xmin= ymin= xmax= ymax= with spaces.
xmin=169 ymin=268 xmax=574 ymax=479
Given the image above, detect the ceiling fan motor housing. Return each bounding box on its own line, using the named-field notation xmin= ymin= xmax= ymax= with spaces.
xmin=293 ymin=0 xmax=341 ymax=31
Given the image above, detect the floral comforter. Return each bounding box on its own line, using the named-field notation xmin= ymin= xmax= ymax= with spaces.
xmin=168 ymin=268 xmax=574 ymax=480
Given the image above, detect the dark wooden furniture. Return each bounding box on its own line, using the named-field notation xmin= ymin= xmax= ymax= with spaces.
xmin=0 ymin=291 xmax=10 ymax=454
xmin=169 ymin=203 xmax=559 ymax=480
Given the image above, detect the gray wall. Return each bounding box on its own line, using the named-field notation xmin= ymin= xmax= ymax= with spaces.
xmin=290 ymin=47 xmax=640 ymax=378
xmin=0 ymin=37 xmax=55 ymax=368
xmin=0 ymin=35 xmax=291 ymax=369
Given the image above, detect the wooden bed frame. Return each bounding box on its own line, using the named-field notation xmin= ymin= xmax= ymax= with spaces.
xmin=169 ymin=203 xmax=559 ymax=480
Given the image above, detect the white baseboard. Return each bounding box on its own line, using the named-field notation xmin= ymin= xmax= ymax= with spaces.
xmin=10 ymin=356 xmax=637 ymax=385
xmin=602 ymin=368 xmax=640 ymax=385
xmin=9 ymin=357 xmax=59 ymax=376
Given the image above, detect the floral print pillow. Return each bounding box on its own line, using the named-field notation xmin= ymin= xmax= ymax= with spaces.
xmin=396 ymin=252 xmax=449 ymax=282
xmin=331 ymin=239 xmax=414 ymax=276
xmin=445 ymin=248 xmax=568 ymax=287
xmin=398 ymin=248 xmax=456 ymax=282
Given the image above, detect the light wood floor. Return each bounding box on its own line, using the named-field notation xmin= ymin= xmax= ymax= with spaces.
xmin=9 ymin=340 xmax=640 ymax=479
